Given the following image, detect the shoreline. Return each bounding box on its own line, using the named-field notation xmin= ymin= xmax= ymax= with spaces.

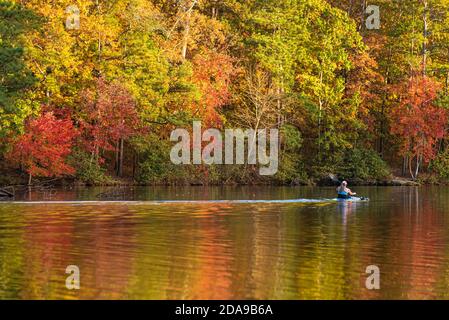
xmin=0 ymin=176 xmax=427 ymax=189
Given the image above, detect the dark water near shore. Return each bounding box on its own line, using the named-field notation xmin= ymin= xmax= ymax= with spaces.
xmin=1 ymin=186 xmax=449 ymax=299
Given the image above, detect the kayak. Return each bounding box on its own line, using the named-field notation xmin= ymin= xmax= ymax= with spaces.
xmin=336 ymin=197 xmax=369 ymax=202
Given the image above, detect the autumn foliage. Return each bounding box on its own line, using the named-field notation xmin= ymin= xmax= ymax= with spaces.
xmin=7 ymin=112 xmax=78 ymax=183
xmin=80 ymin=78 xmax=141 ymax=156
xmin=5 ymin=0 xmax=449 ymax=184
xmin=391 ymin=77 xmax=448 ymax=178
xmin=192 ymin=51 xmax=235 ymax=126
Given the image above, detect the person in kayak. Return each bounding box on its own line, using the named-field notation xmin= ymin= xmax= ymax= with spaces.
xmin=336 ymin=181 xmax=356 ymax=199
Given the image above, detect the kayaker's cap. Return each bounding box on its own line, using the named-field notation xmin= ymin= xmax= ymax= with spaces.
xmin=341 ymin=181 xmax=347 ymax=186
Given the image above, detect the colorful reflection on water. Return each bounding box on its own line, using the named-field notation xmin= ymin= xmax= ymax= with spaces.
xmin=1 ymin=186 xmax=449 ymax=299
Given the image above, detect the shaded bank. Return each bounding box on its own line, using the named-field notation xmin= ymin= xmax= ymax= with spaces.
xmin=0 ymin=173 xmax=421 ymax=190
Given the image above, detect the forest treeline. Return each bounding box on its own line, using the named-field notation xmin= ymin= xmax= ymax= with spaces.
xmin=1 ymin=0 xmax=449 ymax=186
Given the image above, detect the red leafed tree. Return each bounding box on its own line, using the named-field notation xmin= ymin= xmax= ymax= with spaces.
xmin=192 ymin=50 xmax=235 ymax=126
xmin=80 ymin=77 xmax=141 ymax=177
xmin=7 ymin=112 xmax=78 ymax=185
xmin=391 ymin=76 xmax=448 ymax=179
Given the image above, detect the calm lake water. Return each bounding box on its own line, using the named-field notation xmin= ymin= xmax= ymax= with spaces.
xmin=1 ymin=186 xmax=449 ymax=299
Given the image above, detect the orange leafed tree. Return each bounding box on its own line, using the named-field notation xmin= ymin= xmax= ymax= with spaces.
xmin=192 ymin=50 xmax=235 ymax=126
xmin=80 ymin=77 xmax=141 ymax=177
xmin=7 ymin=112 xmax=79 ymax=184
xmin=391 ymin=76 xmax=448 ymax=179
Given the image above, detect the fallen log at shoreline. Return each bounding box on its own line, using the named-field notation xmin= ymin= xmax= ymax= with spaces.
xmin=0 ymin=187 xmax=14 ymax=198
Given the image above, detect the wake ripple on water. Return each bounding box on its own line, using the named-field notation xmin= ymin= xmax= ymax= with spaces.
xmin=1 ymin=198 xmax=368 ymax=205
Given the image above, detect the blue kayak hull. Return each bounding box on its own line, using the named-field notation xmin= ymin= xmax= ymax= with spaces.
xmin=336 ymin=197 xmax=369 ymax=202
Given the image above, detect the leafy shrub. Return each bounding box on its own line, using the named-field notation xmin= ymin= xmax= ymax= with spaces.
xmin=280 ymin=124 xmax=303 ymax=152
xmin=430 ymin=149 xmax=449 ymax=182
xmin=336 ymin=148 xmax=391 ymax=180
xmin=135 ymin=135 xmax=186 ymax=184
xmin=274 ymin=153 xmax=308 ymax=184
xmin=69 ymin=149 xmax=113 ymax=185
xmin=274 ymin=124 xmax=308 ymax=184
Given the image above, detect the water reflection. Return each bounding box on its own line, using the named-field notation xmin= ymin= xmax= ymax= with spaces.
xmin=1 ymin=187 xmax=449 ymax=299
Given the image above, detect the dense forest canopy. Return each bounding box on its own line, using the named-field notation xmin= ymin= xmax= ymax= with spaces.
xmin=1 ymin=0 xmax=449 ymax=185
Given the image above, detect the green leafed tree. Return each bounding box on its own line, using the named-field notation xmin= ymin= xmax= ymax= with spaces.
xmin=0 ymin=1 xmax=41 ymax=145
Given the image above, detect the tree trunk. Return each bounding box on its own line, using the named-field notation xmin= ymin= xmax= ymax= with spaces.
xmin=446 ymin=71 xmax=449 ymax=94
xmin=408 ymin=156 xmax=415 ymax=180
xmin=415 ymin=153 xmax=422 ymax=179
xmin=115 ymin=140 xmax=120 ymax=176
xmin=181 ymin=15 xmax=190 ymax=58
xmin=402 ymin=156 xmax=406 ymax=176
xmin=277 ymin=85 xmax=282 ymax=151
xmin=96 ymin=0 xmax=102 ymax=62
xmin=317 ymin=70 xmax=324 ymax=163
xmin=119 ymin=138 xmax=124 ymax=177
xmin=360 ymin=0 xmax=367 ymax=33
xmin=379 ymin=99 xmax=385 ymax=157
xmin=181 ymin=1 xmax=197 ymax=59
xmin=422 ymin=0 xmax=428 ymax=76
xmin=132 ymin=151 xmax=138 ymax=179
xmin=211 ymin=1 xmax=218 ymax=19
xmin=408 ymin=154 xmax=421 ymax=180
xmin=28 ymin=172 xmax=32 ymax=186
